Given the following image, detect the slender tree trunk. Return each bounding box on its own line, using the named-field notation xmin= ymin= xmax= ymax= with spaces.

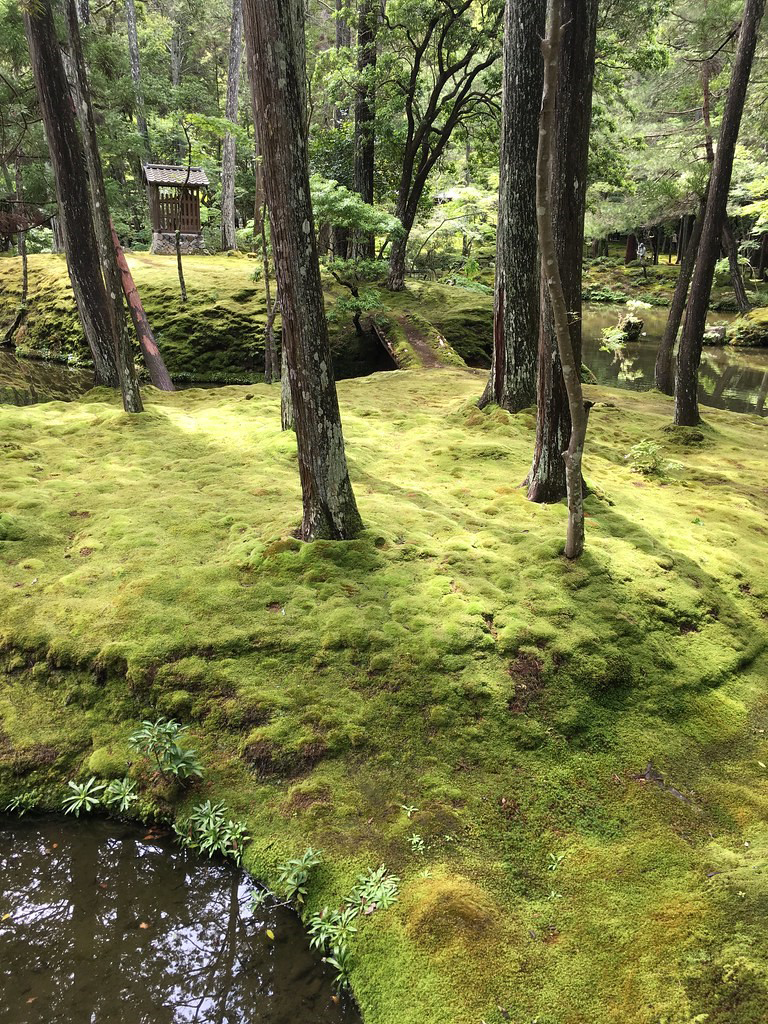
xmin=537 ymin=0 xmax=589 ymax=558
xmin=65 ymin=0 xmax=143 ymax=412
xmin=655 ymin=193 xmax=707 ymax=394
xmin=353 ymin=0 xmax=376 ymax=259
xmin=527 ymin=0 xmax=598 ymax=503
xmin=260 ymin=204 xmax=279 ymax=383
xmin=3 ymin=158 xmax=28 ymax=345
xmin=281 ymin=346 xmax=293 ymax=429
xmin=23 ymin=0 xmax=120 ymax=388
xmin=675 ymin=0 xmax=765 ymax=426
xmin=478 ymin=0 xmax=545 ymax=413
xmin=221 ymin=0 xmax=243 ymax=251
xmin=722 ymin=219 xmax=750 ymax=313
xmin=387 ymin=221 xmax=410 ymax=291
xmin=111 ymin=223 xmax=175 ymax=390
xmin=243 ymin=0 xmax=362 ymax=539
xmin=124 ymin=0 xmax=151 ymax=158
xmin=758 ymin=232 xmax=767 ymax=280
xmin=331 ymin=0 xmax=351 ymax=260
xmin=625 ymin=233 xmax=637 ymax=264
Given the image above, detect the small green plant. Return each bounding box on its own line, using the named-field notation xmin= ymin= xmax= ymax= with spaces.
xmin=308 ymin=905 xmax=359 ymax=957
xmin=547 ymin=852 xmax=565 ymax=872
xmin=398 ymin=803 xmax=419 ymax=818
xmin=62 ymin=777 xmax=105 ymax=817
xmin=173 ymin=800 xmax=250 ymax=865
xmin=407 ymin=832 xmax=427 ymax=855
xmin=4 ymin=787 xmax=42 ymax=816
xmin=625 ymin=439 xmax=679 ymax=478
xmin=350 ymin=864 xmax=400 ymax=912
xmin=323 ymin=943 xmax=353 ymax=991
xmin=103 ymin=777 xmax=139 ymax=814
xmin=275 ymin=847 xmax=323 ymax=905
xmin=130 ymin=717 xmax=203 ymax=782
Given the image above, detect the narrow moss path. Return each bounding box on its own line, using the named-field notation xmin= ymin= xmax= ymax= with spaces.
xmin=1 ymin=370 xmax=767 ymax=1024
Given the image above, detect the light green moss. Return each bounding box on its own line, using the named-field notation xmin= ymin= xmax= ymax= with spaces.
xmin=1 ymin=371 xmax=767 ymax=1022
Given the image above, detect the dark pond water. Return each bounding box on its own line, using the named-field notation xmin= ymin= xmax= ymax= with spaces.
xmin=0 ymin=818 xmax=360 ymax=1024
xmin=581 ymin=306 xmax=768 ymax=417
xmin=0 ymin=350 xmax=94 ymax=406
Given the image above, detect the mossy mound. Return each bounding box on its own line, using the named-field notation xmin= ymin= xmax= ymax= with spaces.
xmin=731 ymin=306 xmax=768 ymax=348
xmin=1 ymin=371 xmax=767 ymax=1023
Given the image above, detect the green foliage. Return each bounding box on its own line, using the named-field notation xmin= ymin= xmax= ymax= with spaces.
xmin=350 ymin=865 xmax=400 ymax=912
xmin=102 ymin=776 xmax=139 ymax=813
xmin=625 ymin=439 xmax=677 ymax=478
xmin=173 ymin=800 xmax=250 ymax=865
xmin=62 ymin=776 xmax=105 ymax=817
xmin=4 ymin=787 xmax=42 ymax=816
xmin=310 ymin=175 xmax=401 ymax=237
xmin=275 ymin=847 xmax=323 ymax=905
xmin=129 ymin=717 xmax=203 ymax=782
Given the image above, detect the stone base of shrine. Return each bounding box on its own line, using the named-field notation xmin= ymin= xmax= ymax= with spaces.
xmin=150 ymin=232 xmax=206 ymax=255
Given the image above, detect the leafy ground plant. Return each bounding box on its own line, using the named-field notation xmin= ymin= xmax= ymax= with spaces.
xmin=4 ymin=787 xmax=42 ymax=816
xmin=102 ymin=777 xmax=139 ymax=813
xmin=62 ymin=777 xmax=105 ymax=817
xmin=626 ymin=439 xmax=679 ymax=477
xmin=173 ymin=800 xmax=250 ymax=864
xmin=130 ymin=717 xmax=203 ymax=782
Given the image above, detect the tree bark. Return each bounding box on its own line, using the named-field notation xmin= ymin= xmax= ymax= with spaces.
xmin=111 ymin=223 xmax=175 ymax=390
xmin=625 ymin=233 xmax=637 ymax=264
xmin=124 ymin=0 xmax=151 ymax=158
xmin=242 ymin=0 xmax=362 ymax=540
xmin=655 ymin=193 xmax=706 ymax=394
xmin=527 ymin=0 xmax=598 ymax=503
xmin=353 ymin=0 xmax=377 ymax=259
xmin=260 ymin=204 xmax=279 ymax=384
xmin=478 ymin=0 xmax=545 ymax=413
xmin=23 ymin=0 xmax=120 ymax=389
xmin=722 ymin=219 xmax=750 ymax=313
xmin=675 ymin=0 xmax=765 ymax=426
xmin=221 ymin=0 xmax=243 ymax=251
xmin=65 ymin=0 xmax=143 ymax=413
xmin=537 ymin=0 xmax=590 ymax=558
xmin=3 ymin=158 xmax=28 ymax=346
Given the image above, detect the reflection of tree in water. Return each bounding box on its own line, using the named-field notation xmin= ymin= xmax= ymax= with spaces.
xmin=0 ymin=821 xmax=356 ymax=1024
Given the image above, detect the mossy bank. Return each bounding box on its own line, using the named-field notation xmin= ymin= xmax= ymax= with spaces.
xmin=1 ymin=368 xmax=767 ymax=1024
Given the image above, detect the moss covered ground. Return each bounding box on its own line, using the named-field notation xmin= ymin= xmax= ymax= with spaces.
xmin=1 ymin=366 xmax=767 ymax=1023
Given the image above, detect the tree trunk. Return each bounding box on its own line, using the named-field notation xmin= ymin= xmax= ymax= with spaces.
xmin=3 ymin=158 xmax=28 ymax=346
xmin=527 ymin=0 xmax=598 ymax=503
xmin=722 ymin=219 xmax=750 ymax=313
xmin=353 ymin=0 xmax=376 ymax=259
xmin=655 ymin=193 xmax=707 ymax=394
xmin=536 ymin=0 xmax=590 ymax=558
xmin=124 ymin=0 xmax=151 ymax=158
xmin=23 ymin=0 xmax=120 ymax=389
xmin=65 ymin=0 xmax=143 ymax=413
xmin=260 ymin=204 xmax=279 ymax=384
xmin=221 ymin=0 xmax=243 ymax=251
xmin=675 ymin=0 xmax=765 ymax=426
xmin=111 ymin=223 xmax=175 ymax=390
xmin=243 ymin=0 xmax=362 ymax=540
xmin=280 ymin=346 xmax=293 ymax=430
xmin=478 ymin=0 xmax=545 ymax=413
xmin=625 ymin=233 xmax=637 ymax=264
xmin=387 ymin=214 xmax=410 ymax=290
xmin=758 ymin=232 xmax=767 ymax=280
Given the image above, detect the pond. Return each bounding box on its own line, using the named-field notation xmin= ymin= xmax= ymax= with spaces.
xmin=581 ymin=306 xmax=768 ymax=417
xmin=0 ymin=818 xmax=360 ymax=1024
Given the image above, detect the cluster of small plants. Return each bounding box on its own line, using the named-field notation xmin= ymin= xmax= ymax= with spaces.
xmin=173 ymin=800 xmax=250 ymax=865
xmin=3 ymin=786 xmax=43 ymax=816
xmin=582 ymin=284 xmax=629 ymax=304
xmin=625 ymin=439 xmax=679 ymax=478
xmin=250 ymin=849 xmax=399 ymax=992
xmin=129 ymin=717 xmax=203 ymax=782
xmin=62 ymin=776 xmax=139 ymax=817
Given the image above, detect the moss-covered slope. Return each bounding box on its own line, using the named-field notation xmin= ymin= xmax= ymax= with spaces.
xmin=1 ymin=370 xmax=767 ymax=1024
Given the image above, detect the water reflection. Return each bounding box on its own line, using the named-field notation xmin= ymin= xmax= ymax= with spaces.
xmin=0 ymin=349 xmax=94 ymax=406
xmin=582 ymin=306 xmax=768 ymax=417
xmin=0 ymin=819 xmax=359 ymax=1024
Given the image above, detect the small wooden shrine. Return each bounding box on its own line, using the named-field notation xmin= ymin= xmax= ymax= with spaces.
xmin=142 ymin=163 xmax=209 ymax=254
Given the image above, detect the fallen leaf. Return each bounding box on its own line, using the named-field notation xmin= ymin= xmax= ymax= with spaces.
xmin=759 ymin=762 xmax=766 ymax=769
xmin=266 ymin=929 xmax=275 ymax=940
xmin=1 ymin=913 xmax=11 ymax=921
xmin=26 ymin=998 xmax=37 ymax=1005
xmin=139 ymin=922 xmax=151 ymax=930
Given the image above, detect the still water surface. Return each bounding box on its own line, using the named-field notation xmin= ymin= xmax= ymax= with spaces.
xmin=0 ymin=818 xmax=360 ymax=1024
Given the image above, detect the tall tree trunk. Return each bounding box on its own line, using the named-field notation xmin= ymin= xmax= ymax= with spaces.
xmin=65 ymin=0 xmax=143 ymax=413
xmin=221 ymin=0 xmax=243 ymax=251
xmin=675 ymin=0 xmax=765 ymax=426
xmin=386 ymin=215 xmax=410 ymax=290
xmin=3 ymin=158 xmax=28 ymax=346
xmin=124 ymin=0 xmax=151 ymax=158
xmin=527 ymin=0 xmax=598 ymax=503
xmin=537 ymin=0 xmax=590 ymax=559
xmin=722 ymin=219 xmax=750 ymax=313
xmin=478 ymin=0 xmax=545 ymax=413
xmin=655 ymin=193 xmax=707 ymax=394
xmin=353 ymin=0 xmax=376 ymax=259
xmin=23 ymin=0 xmax=120 ymax=389
xmin=111 ymin=223 xmax=175 ymax=390
xmin=260 ymin=204 xmax=279 ymax=384
xmin=331 ymin=0 xmax=351 ymax=260
xmin=243 ymin=0 xmax=362 ymax=539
